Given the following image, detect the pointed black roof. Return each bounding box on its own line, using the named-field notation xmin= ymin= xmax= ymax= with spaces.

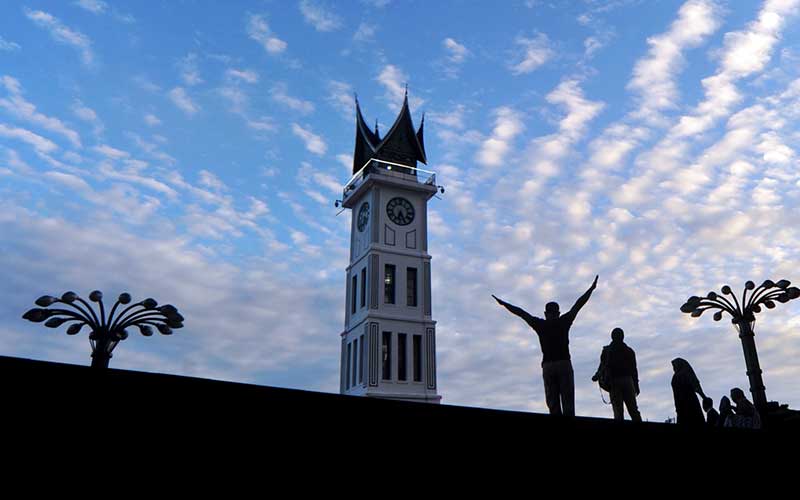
xmin=351 ymin=94 xmax=426 ymax=174
xmin=352 ymin=97 xmax=378 ymax=174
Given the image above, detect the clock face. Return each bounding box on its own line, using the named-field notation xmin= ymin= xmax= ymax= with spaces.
xmin=357 ymin=202 xmax=370 ymax=232
xmin=386 ymin=197 xmax=415 ymax=226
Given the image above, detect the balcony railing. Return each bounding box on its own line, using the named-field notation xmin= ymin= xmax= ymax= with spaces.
xmin=343 ymin=159 xmax=436 ymax=200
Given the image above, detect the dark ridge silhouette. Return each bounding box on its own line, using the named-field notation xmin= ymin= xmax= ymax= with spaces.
xmin=592 ymin=327 xmax=642 ymax=422
xmin=2 ymin=354 xmax=797 ymax=469
xmin=493 ymin=275 xmax=598 ymax=416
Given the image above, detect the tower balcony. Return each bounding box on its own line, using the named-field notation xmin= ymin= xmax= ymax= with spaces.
xmin=342 ymin=159 xmax=437 ymax=208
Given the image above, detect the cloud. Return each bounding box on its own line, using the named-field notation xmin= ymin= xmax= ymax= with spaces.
xmin=441 ymin=38 xmax=469 ymax=78
xmin=443 ymin=37 xmax=469 ymax=64
xmin=93 ymin=144 xmax=129 ymax=160
xmin=72 ymin=100 xmax=104 ymax=135
xmin=218 ymin=86 xmax=248 ymax=114
xmin=299 ymin=1 xmax=343 ymax=32
xmin=430 ymin=104 xmax=467 ymax=130
xmin=7 ymin=0 xmax=800 ymax=421
xmin=126 ymin=132 xmax=176 ymax=165
xmin=226 ymin=68 xmax=259 ymax=84
xmin=0 ymin=76 xmax=82 ymax=148
xmin=0 ymin=36 xmax=21 ymax=52
xmin=271 ymin=83 xmax=315 ymax=115
xmin=144 ymin=113 xmax=161 ymax=127
xmin=73 ymin=0 xmax=107 ymax=14
xmin=510 ymin=32 xmax=553 ymax=75
xmin=353 ymin=23 xmax=376 ymax=43
xmin=24 ymin=9 xmax=94 ymax=66
xmin=178 ymin=53 xmax=203 ymax=86
xmin=245 ymin=117 xmax=276 ymax=132
xmin=0 ymin=200 xmax=344 ymax=387
xmin=246 ymin=14 xmax=287 ymax=54
xmin=669 ymin=0 xmax=799 ymax=138
xmin=327 ymin=80 xmax=353 ymax=119
xmin=292 ymin=123 xmax=328 ymax=155
xmin=134 ymin=76 xmax=161 ymax=93
xmin=583 ymin=34 xmax=612 ymax=59
xmin=169 ymin=87 xmax=199 ymax=116
xmin=476 ymin=107 xmax=524 ymax=167
xmin=199 ymin=169 xmax=227 ymax=191
xmin=545 ymin=79 xmax=605 ymax=142
xmin=97 ymin=162 xmax=178 ymax=200
xmin=628 ymin=0 xmax=721 ymax=119
xmin=376 ymin=64 xmax=424 ymax=111
xmin=0 ymin=124 xmax=58 ymax=154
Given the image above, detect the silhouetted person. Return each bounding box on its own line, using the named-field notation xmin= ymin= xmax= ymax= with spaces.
xmin=670 ymin=358 xmax=708 ymax=426
xmin=493 ymin=275 xmax=598 ymax=417
xmin=592 ymin=327 xmax=641 ymax=422
xmin=718 ymin=396 xmax=733 ymax=427
xmin=727 ymin=387 xmax=761 ymax=429
xmin=703 ymin=397 xmax=720 ymax=427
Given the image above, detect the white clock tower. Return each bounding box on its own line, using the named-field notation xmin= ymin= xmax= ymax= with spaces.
xmin=339 ymin=93 xmax=441 ymax=403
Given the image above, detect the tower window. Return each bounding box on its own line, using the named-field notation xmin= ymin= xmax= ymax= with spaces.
xmin=382 ymin=331 xmax=392 ymax=380
xmin=384 ymin=264 xmax=396 ymax=304
xmin=413 ymin=335 xmax=422 ymax=382
xmin=359 ymin=334 xmax=365 ymax=384
xmin=407 ymin=267 xmax=418 ymax=307
xmin=398 ymin=333 xmax=407 ymax=382
xmin=351 ymin=275 xmax=357 ymax=314
xmin=346 ymin=342 xmax=352 ymax=390
xmin=352 ymin=338 xmax=358 ymax=388
xmin=360 ymin=268 xmax=367 ymax=308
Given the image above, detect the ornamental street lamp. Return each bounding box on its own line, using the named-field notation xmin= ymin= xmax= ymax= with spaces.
xmin=680 ymin=279 xmax=800 ymax=410
xmin=23 ymin=290 xmax=184 ymax=369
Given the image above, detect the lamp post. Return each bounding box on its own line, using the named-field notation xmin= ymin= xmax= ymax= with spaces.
xmin=23 ymin=290 xmax=184 ymax=369
xmin=680 ymin=279 xmax=800 ymax=410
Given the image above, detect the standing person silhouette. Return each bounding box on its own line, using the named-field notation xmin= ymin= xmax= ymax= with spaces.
xmin=670 ymin=358 xmax=708 ymax=426
xmin=492 ymin=275 xmax=598 ymax=416
xmin=592 ymin=327 xmax=642 ymax=422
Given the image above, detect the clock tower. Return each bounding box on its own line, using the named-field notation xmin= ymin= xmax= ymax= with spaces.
xmin=338 ymin=92 xmax=441 ymax=403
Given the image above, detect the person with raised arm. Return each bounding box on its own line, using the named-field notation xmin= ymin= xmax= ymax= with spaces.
xmin=492 ymin=275 xmax=598 ymax=416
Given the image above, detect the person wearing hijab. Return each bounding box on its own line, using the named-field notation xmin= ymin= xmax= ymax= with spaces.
xmin=728 ymin=387 xmax=762 ymax=429
xmin=718 ymin=396 xmax=733 ymax=427
xmin=671 ymin=358 xmax=708 ymax=426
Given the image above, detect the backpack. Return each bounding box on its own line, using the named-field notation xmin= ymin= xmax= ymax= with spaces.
xmin=593 ymin=347 xmax=612 ymax=393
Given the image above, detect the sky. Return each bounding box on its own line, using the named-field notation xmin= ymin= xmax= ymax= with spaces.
xmin=2 ymin=0 xmax=800 ymax=421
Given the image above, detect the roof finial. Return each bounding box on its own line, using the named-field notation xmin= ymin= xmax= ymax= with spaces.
xmin=404 ymin=83 xmax=408 ymax=98
xmin=374 ymin=118 xmax=379 ymax=136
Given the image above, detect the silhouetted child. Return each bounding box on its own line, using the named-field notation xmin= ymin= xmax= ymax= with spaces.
xmin=702 ymin=397 xmax=719 ymax=427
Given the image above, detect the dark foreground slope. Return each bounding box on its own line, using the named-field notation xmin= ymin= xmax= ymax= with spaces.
xmin=1 ymin=355 xmax=793 ymax=468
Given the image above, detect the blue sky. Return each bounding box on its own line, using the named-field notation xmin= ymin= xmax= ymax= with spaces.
xmin=2 ymin=0 xmax=800 ymax=421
